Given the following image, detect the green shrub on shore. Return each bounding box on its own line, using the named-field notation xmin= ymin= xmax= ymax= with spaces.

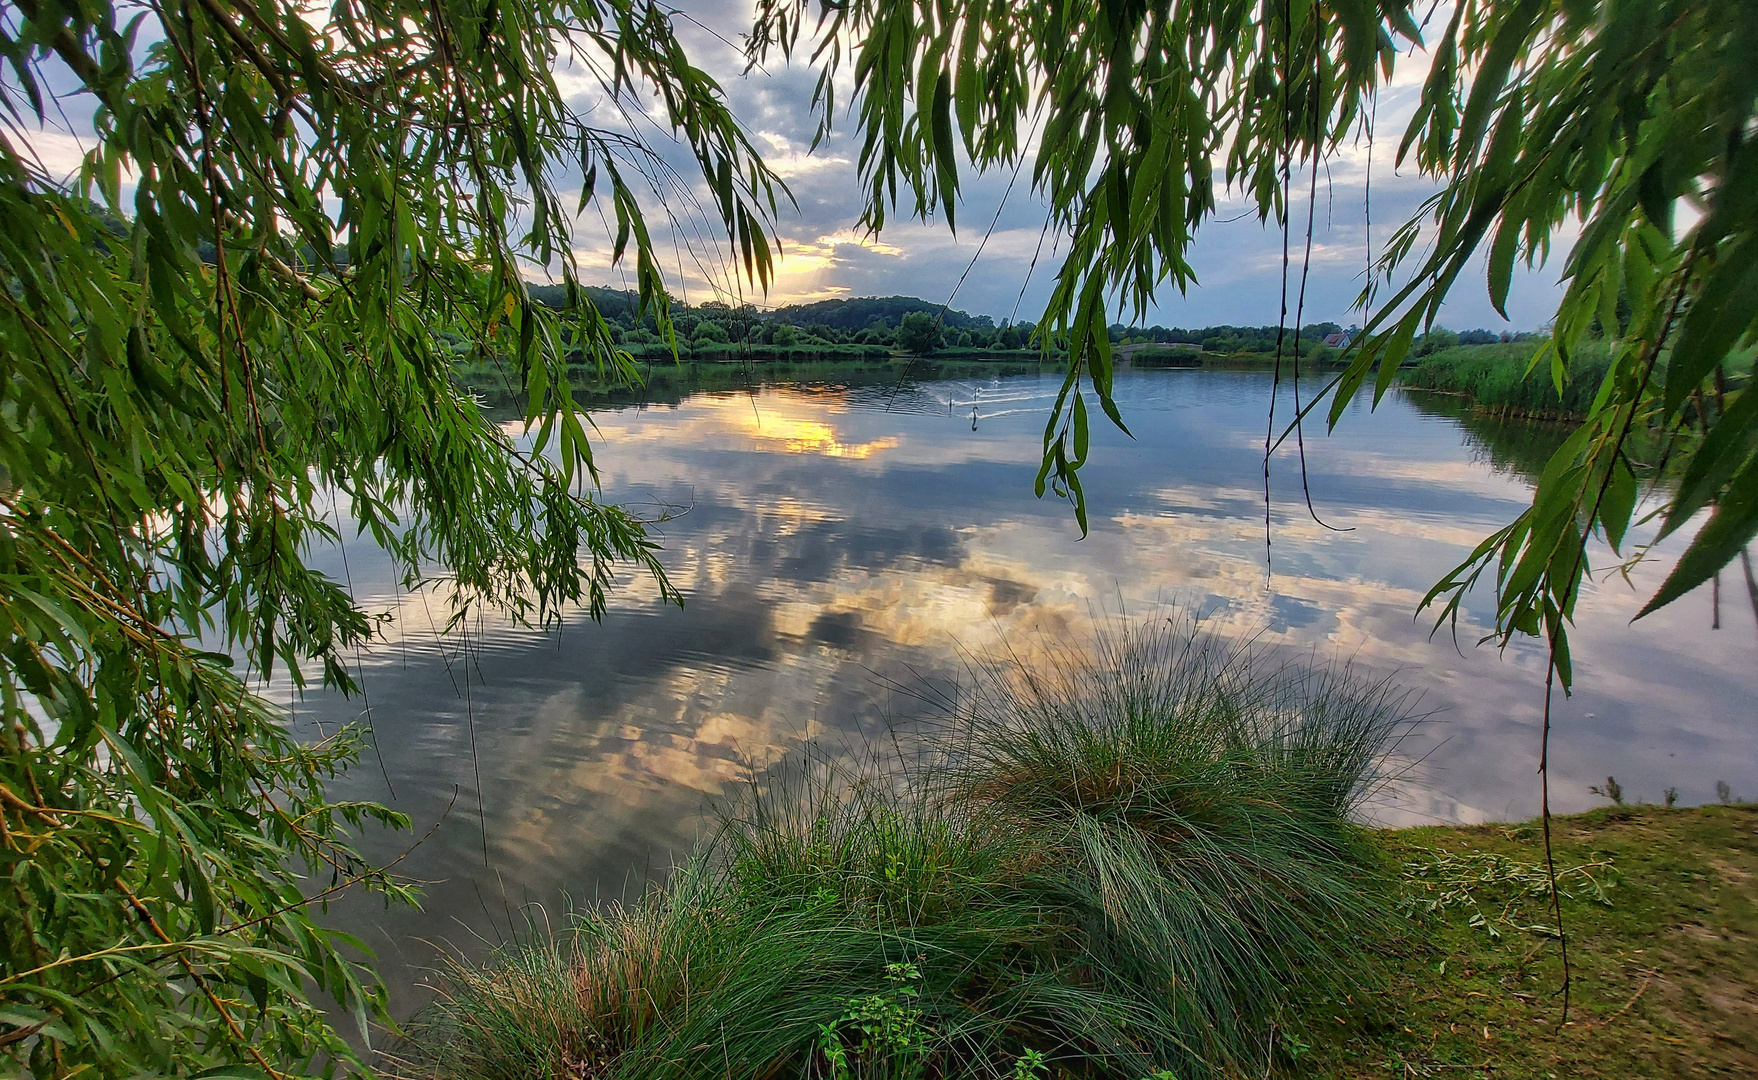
xmin=394 ymin=622 xmax=1413 ymax=1080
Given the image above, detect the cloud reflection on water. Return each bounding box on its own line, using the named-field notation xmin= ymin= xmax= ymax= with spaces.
xmin=298 ymin=368 xmax=1755 ymax=1016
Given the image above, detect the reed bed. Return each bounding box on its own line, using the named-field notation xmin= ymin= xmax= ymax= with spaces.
xmin=1400 ymin=342 xmax=1611 ymax=420
xmin=394 ymin=620 xmax=1416 ymax=1080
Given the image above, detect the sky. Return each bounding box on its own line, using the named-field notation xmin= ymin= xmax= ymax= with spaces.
xmin=631 ymin=2 xmax=1570 ymax=332
xmin=13 ymin=1 xmax=1569 ymax=331
xmin=579 ymin=2 xmax=1575 ymax=332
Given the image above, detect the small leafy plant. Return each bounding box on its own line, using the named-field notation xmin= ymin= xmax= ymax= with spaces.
xmin=1278 ymin=1029 xmax=1313 ymax=1061
xmin=818 ymin=962 xmax=929 ymax=1080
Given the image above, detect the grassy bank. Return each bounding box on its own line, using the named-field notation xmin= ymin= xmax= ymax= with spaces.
xmin=452 ymin=343 xmax=1358 ymax=408
xmin=395 ymin=805 xmax=1758 ymax=1080
xmin=388 ymin=624 xmax=1755 ymax=1079
xmin=1399 ymin=341 xmax=1612 ymax=420
xmin=1300 ymin=803 xmax=1758 ymax=1078
xmin=391 ymin=623 xmax=1411 ymax=1080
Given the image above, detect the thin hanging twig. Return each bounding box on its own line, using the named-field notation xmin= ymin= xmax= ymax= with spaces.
xmin=1740 ymin=548 xmax=1757 ymax=646
xmin=1536 ymin=253 xmax=1698 ymax=1023
xmin=1264 ymin=0 xmax=1297 ymax=567
xmin=887 ymin=109 xmax=1039 ymax=411
xmin=1289 ymin=7 xmax=1351 ymax=533
xmin=331 ymin=488 xmax=397 ymax=799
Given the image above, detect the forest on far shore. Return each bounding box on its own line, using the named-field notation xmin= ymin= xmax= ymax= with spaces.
xmin=500 ymin=285 xmax=1535 ymax=362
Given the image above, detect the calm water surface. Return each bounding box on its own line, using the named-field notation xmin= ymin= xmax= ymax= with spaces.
xmin=293 ymin=368 xmax=1757 ymax=1014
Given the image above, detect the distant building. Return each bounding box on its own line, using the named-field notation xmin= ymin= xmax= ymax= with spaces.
xmin=1322 ymin=325 xmax=1359 ymax=349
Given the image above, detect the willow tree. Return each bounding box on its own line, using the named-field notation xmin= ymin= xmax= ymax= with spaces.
xmin=0 ymin=0 xmax=779 ymax=1075
xmin=4 ymin=0 xmax=1755 ymax=1072
xmin=751 ymin=0 xmax=1757 ymax=683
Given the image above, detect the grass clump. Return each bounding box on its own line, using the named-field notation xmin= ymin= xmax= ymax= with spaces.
xmin=394 ymin=620 xmax=1413 ymax=1080
xmin=944 ymin=627 xmax=1411 ymax=1075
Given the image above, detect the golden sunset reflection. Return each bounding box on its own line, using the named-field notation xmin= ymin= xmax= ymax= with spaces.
xmin=735 ymin=412 xmax=901 ymax=459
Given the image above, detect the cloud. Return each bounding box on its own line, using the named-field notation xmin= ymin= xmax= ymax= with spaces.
xmin=755 ymin=131 xmax=850 ymax=179
xmin=10 ymin=1 xmax=1562 ymax=332
xmin=13 ymin=128 xmax=97 ymax=180
xmin=626 ymin=1 xmax=1566 ymax=332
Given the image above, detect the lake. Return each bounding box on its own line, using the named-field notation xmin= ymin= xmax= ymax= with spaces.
xmin=291 ymin=366 xmax=1757 ymax=1017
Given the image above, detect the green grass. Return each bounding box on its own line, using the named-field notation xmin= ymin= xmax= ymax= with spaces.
xmin=1295 ymin=803 xmax=1758 ymax=1079
xmin=1399 ymin=342 xmax=1612 ymax=419
xmin=940 ymin=628 xmax=1412 ymax=1075
xmin=389 ymin=627 xmax=1758 ymax=1079
xmin=1123 ymin=345 xmax=1206 ymax=366
xmin=391 ymin=621 xmax=1413 ymax=1080
xmin=631 ymin=342 xmax=896 ymax=363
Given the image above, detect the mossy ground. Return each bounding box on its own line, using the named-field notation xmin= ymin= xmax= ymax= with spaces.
xmin=1293 ymin=805 xmax=1758 ymax=1079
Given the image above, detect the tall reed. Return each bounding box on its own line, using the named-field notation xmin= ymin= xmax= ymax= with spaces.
xmin=1401 ymin=341 xmax=1611 ymax=419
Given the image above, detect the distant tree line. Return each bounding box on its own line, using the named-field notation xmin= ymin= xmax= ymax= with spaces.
xmin=495 ymin=285 xmax=1535 ymax=364
xmin=508 ymin=286 xmax=1040 ymax=358
xmin=1109 ymin=321 xmax=1534 ymax=355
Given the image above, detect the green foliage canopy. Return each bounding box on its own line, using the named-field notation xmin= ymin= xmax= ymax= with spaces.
xmin=0 ymin=0 xmax=779 ymax=1075
xmin=751 ymin=0 xmax=1758 ymax=687
xmin=5 ymin=0 xmax=1757 ymax=1072
xmin=766 ymin=294 xmax=992 ymax=332
xmin=894 ymin=309 xmax=943 ymax=354
xmin=691 ymin=318 xmax=731 ymax=343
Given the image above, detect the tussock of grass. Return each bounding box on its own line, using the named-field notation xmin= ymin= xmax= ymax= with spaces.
xmin=943 ymin=628 xmax=1415 ymax=1073
xmin=394 ymin=621 xmax=1414 ymax=1080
